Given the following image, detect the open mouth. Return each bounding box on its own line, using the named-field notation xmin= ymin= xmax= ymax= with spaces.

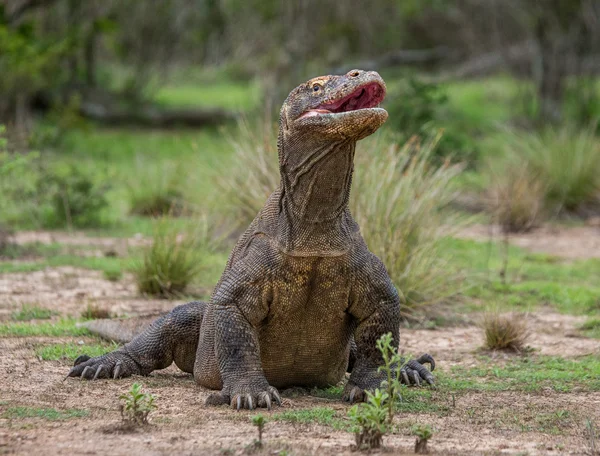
xmin=300 ymin=82 xmax=385 ymax=119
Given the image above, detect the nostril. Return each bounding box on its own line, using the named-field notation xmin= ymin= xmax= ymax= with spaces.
xmin=349 ymin=70 xmax=360 ymax=77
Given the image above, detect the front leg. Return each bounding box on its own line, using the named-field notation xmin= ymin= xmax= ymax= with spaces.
xmin=206 ymin=303 xmax=281 ymax=410
xmin=204 ymin=237 xmax=281 ymax=410
xmin=344 ymin=253 xmax=434 ymax=403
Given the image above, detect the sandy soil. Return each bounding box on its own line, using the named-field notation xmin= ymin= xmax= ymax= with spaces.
xmin=1 ymin=230 xmax=600 ymax=455
xmin=457 ymin=224 xmax=600 ymax=260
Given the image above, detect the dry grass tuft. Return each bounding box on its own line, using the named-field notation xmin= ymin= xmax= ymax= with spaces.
xmin=81 ymin=303 xmax=111 ymax=319
xmin=352 ymin=134 xmax=465 ymax=316
xmin=133 ymin=215 xmax=213 ymax=298
xmin=481 ymin=310 xmax=529 ymax=351
xmin=485 ymin=158 xmax=547 ymax=233
xmin=219 ymin=117 xmax=279 ymax=229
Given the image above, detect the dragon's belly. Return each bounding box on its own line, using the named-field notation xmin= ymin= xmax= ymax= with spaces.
xmin=259 ymin=255 xmax=353 ymax=388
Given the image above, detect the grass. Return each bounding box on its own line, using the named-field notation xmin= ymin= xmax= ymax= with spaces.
xmin=500 ymin=125 xmax=600 ymax=213
xmin=352 ymin=135 xmax=465 ymax=315
xmin=0 ymin=318 xmax=90 ymax=337
xmin=272 ymin=407 xmax=348 ymax=430
xmin=12 ymin=305 xmax=57 ymax=321
xmin=35 ymin=341 xmax=118 ymax=361
xmin=442 ymin=238 xmax=600 ymax=315
xmin=133 ymin=216 xmax=215 ymax=297
xmin=2 ymin=406 xmax=88 ymax=421
xmin=481 ymin=310 xmax=529 ymax=351
xmin=580 ymin=318 xmax=600 ymax=339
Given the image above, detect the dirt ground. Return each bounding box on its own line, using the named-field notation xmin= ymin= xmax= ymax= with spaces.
xmin=1 ymin=230 xmax=599 ymax=455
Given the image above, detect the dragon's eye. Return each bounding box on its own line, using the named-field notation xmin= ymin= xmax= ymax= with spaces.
xmin=312 ymin=83 xmax=321 ymax=92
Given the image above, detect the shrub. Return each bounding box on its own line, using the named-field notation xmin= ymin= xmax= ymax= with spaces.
xmin=352 ymin=135 xmax=464 ymax=315
xmin=504 ymin=125 xmax=600 ymax=213
xmin=0 ymin=152 xmax=110 ymax=229
xmin=127 ymin=158 xmax=185 ymax=217
xmin=119 ymin=383 xmax=156 ymax=426
xmin=133 ymin=216 xmax=212 ymax=297
xmin=481 ymin=310 xmax=529 ymax=351
xmin=485 ymin=157 xmax=547 ymax=233
xmin=250 ymin=414 xmax=266 ymax=449
xmin=384 ymin=77 xmax=478 ymax=166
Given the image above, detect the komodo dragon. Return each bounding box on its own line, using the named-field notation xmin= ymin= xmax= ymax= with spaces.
xmin=67 ymin=69 xmax=436 ymax=409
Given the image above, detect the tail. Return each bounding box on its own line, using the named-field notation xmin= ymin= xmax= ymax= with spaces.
xmin=80 ymin=316 xmax=158 ymax=343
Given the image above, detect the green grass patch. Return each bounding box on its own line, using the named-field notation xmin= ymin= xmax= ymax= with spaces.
xmin=35 ymin=341 xmax=118 ymax=361
xmin=443 ymin=237 xmax=600 ymax=315
xmin=580 ymin=318 xmax=600 ymax=339
xmin=11 ymin=305 xmax=57 ymax=321
xmin=155 ymin=80 xmax=260 ymax=111
xmin=448 ymin=355 xmax=600 ymax=393
xmin=310 ymin=385 xmax=344 ymax=400
xmin=0 ymin=318 xmax=90 ymax=337
xmin=271 ymin=407 xmax=348 ymax=430
xmin=3 ymin=406 xmax=88 ymax=421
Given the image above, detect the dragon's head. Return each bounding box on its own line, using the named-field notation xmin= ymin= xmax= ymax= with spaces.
xmin=280 ymin=69 xmax=387 ymax=141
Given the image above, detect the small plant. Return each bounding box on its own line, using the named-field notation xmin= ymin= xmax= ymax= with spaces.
xmin=119 ymin=383 xmax=156 ymax=426
xmin=348 ymin=332 xmax=403 ymax=450
xmin=481 ymin=310 xmax=529 ymax=351
xmin=133 ymin=216 xmax=213 ymax=297
xmin=251 ymin=414 xmax=266 ymax=448
xmin=412 ymin=424 xmax=434 ymax=454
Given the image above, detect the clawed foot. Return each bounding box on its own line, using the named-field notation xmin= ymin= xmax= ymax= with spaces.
xmin=66 ymin=352 xmax=139 ymax=380
xmin=206 ymin=384 xmax=282 ymax=411
xmin=400 ymin=353 xmax=435 ymax=386
xmin=342 ymin=353 xmax=436 ymax=403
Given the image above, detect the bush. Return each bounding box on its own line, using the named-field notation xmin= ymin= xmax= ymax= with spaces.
xmin=133 ymin=216 xmax=212 ymax=297
xmin=485 ymin=157 xmax=547 ymax=233
xmin=384 ymin=77 xmax=478 ymax=166
xmin=481 ymin=310 xmax=529 ymax=351
xmin=352 ymin=135 xmax=464 ymax=315
xmin=127 ymin=158 xmax=186 ymax=217
xmin=504 ymin=125 xmax=600 ymax=214
xmin=0 ymin=150 xmax=110 ymax=229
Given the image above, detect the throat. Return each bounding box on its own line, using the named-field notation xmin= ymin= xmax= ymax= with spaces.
xmin=277 ymin=137 xmax=357 ymax=254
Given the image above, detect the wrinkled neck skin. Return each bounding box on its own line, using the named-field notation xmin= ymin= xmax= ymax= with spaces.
xmin=276 ymin=127 xmax=358 ymax=256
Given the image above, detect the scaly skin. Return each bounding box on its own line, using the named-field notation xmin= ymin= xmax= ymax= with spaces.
xmin=68 ymin=70 xmax=435 ymax=409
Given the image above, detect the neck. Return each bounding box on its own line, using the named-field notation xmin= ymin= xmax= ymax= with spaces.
xmin=276 ymin=128 xmax=357 ymax=255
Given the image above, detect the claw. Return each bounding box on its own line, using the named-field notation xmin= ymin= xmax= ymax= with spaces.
xmin=401 ymin=368 xmax=410 ymax=385
xmin=272 ymin=389 xmax=282 ymax=406
xmin=93 ymin=365 xmax=105 ymax=380
xmin=236 ymin=396 xmax=242 ymax=411
xmin=81 ymin=366 xmax=93 ymax=379
xmin=349 ymin=388 xmax=356 ymax=403
xmin=413 ymin=371 xmax=421 ymax=386
xmin=416 ymin=353 xmax=436 ymax=371
xmin=74 ymin=354 xmax=91 ymax=366
xmin=247 ymin=395 xmax=254 ymax=410
xmin=113 ymin=361 xmax=122 ymax=379
xmin=264 ymin=393 xmax=272 ymax=411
